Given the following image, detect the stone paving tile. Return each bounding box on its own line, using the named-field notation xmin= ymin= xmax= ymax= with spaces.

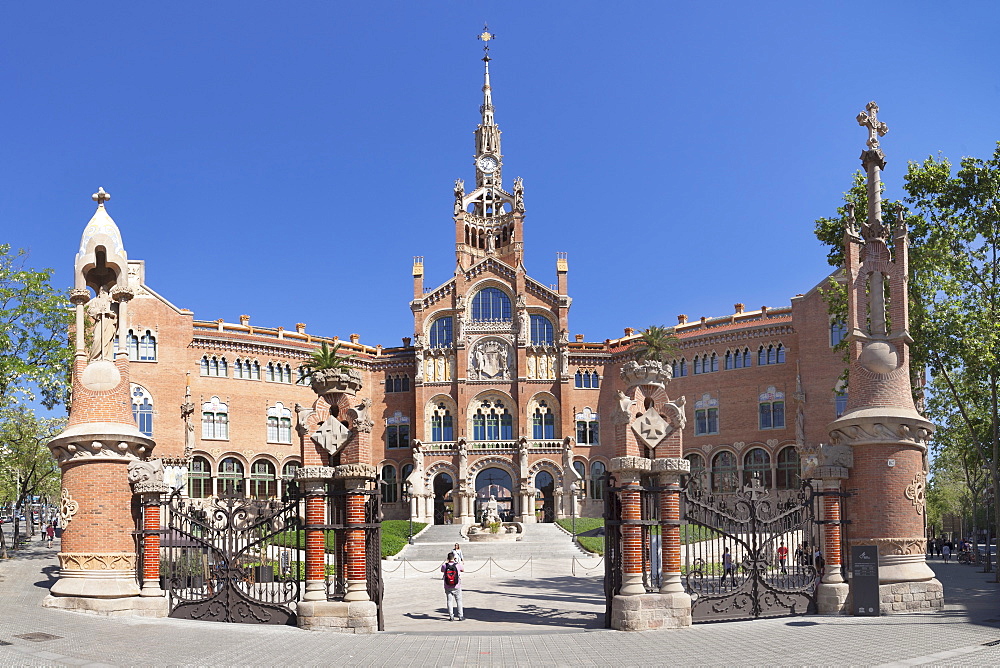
xmin=4 ymin=540 xmax=1000 ymax=666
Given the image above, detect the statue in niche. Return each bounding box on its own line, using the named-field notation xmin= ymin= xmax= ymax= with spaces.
xmin=513 ymin=177 xmax=525 ymax=212
xmin=470 ymin=339 xmax=511 ymax=380
xmin=436 ymin=356 xmax=445 ymax=381
xmin=454 ymin=179 xmax=465 ymax=215
xmin=486 ymin=231 xmax=496 ymax=254
xmin=526 ymin=355 xmax=536 ymax=379
xmin=456 ymin=440 xmax=468 ymax=483
xmin=518 ymin=439 xmax=530 ymax=474
xmin=86 ymin=286 xmax=117 ymax=361
xmin=516 ymin=294 xmax=526 ymax=308
xmin=447 ymin=355 xmax=455 ymax=380
xmin=560 ymin=347 xmax=569 ymax=374
xmin=538 ymin=354 xmax=547 ymax=379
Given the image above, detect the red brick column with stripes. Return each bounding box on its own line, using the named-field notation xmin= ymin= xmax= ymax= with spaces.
xmin=139 ymin=493 xmax=164 ymax=596
xmin=658 ymin=471 xmax=683 ymax=593
xmin=821 ymin=478 xmax=845 ymax=584
xmin=337 ymin=465 xmax=377 ymax=602
xmin=296 ymin=469 xmax=334 ymax=602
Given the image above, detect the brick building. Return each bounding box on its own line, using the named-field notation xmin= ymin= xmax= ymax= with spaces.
xmin=105 ymin=51 xmax=846 ymax=526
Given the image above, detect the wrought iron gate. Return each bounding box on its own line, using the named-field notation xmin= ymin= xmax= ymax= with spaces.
xmin=682 ymin=476 xmax=821 ymax=623
xmin=160 ymin=489 xmax=304 ymax=625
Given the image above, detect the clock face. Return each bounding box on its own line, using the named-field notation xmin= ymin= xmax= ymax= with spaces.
xmin=477 ymin=155 xmax=499 ymax=173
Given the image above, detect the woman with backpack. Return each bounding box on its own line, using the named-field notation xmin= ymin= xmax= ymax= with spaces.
xmin=440 ymin=551 xmax=464 ymax=621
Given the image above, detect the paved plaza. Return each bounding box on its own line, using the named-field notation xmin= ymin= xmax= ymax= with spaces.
xmin=0 ymin=533 xmax=999 ymax=666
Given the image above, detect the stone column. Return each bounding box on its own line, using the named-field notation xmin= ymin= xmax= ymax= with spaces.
xmin=295 ymin=466 xmax=334 ymax=602
xmin=336 ymin=463 xmax=376 ymax=603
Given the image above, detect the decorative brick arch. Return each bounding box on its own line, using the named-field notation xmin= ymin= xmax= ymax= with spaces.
xmin=424 ymin=460 xmax=458 ymax=488
xmin=528 ymin=458 xmax=563 ymax=488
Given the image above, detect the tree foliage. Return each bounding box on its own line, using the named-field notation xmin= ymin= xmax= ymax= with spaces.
xmin=0 ymin=245 xmax=73 ymax=409
xmin=0 ymin=408 xmax=63 ymax=537
xmin=633 ymin=325 xmax=679 ymax=364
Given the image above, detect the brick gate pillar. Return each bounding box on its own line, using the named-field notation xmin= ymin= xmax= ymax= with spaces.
xmin=295 ymin=467 xmax=335 ymax=602
xmin=815 ymin=473 xmax=849 ymax=614
xmin=336 ymin=464 xmax=378 ymax=602
xmin=827 ymin=102 xmax=942 ymax=614
xmin=130 ymin=467 xmax=169 ymax=598
xmin=43 ymin=190 xmax=165 ymax=618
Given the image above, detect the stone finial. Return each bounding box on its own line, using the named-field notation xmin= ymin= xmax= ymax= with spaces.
xmin=857 ymin=101 xmax=888 ymax=150
xmin=575 ymin=334 xmax=584 ymax=342
xmin=350 ymin=333 xmax=360 ymax=344
xmin=402 ymin=337 xmax=412 ymax=347
xmin=91 ymin=187 xmax=111 ymax=206
xmin=296 ymin=323 xmax=307 ymax=333
xmin=677 ymin=314 xmax=687 ymax=325
xmin=734 ymin=303 xmax=745 ymax=314
xmin=624 ymin=327 xmax=634 ymax=337
xmin=239 ymin=314 xmax=250 ymax=326
xmin=761 ymin=306 xmax=768 ymax=316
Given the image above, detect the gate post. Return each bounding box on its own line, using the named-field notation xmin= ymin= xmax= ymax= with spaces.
xmin=815 ymin=475 xmax=849 ymax=614
xmin=295 ymin=467 xmax=335 ymax=602
xmin=610 ymin=458 xmax=651 ymax=597
xmin=336 ymin=464 xmax=377 ymax=602
xmin=652 ymin=458 xmax=689 ymax=595
xmin=130 ymin=465 xmax=169 ymax=598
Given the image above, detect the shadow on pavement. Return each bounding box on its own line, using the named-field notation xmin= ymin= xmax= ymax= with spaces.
xmin=34 ymin=564 xmax=59 ymax=589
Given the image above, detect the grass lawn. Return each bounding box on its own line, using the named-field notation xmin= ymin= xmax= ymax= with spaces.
xmin=555 ymin=519 xmax=719 ymax=556
xmin=267 ymin=520 xmax=427 ymax=558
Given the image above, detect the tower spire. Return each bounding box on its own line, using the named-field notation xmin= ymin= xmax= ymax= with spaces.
xmin=479 ymin=25 xmax=495 ymax=127
xmin=474 ymin=25 xmax=501 ymax=183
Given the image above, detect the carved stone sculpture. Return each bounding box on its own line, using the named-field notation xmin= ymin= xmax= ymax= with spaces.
xmin=86 ymin=286 xmax=117 ymax=361
xmin=127 ymin=459 xmax=165 ymax=494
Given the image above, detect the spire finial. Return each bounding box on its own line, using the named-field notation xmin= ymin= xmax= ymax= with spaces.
xmin=478 ymin=24 xmax=495 ymax=62
xmin=91 ymin=187 xmax=111 ymax=207
xmin=857 ymin=101 xmax=888 ymax=150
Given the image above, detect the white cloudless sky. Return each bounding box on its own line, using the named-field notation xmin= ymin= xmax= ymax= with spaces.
xmin=3 ymin=1 xmax=998 ymax=345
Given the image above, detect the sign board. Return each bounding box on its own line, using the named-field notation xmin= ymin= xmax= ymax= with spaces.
xmin=851 ymin=545 xmax=880 ymax=616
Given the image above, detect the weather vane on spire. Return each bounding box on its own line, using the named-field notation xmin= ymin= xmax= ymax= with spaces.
xmin=478 ymin=24 xmax=495 ymax=61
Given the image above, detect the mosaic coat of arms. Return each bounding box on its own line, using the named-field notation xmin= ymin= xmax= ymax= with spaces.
xmin=469 ymin=338 xmax=513 ymax=380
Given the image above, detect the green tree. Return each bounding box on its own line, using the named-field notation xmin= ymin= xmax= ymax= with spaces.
xmin=0 ymin=408 xmax=63 ymax=539
xmin=299 ymin=341 xmax=355 ymax=379
xmin=0 ymin=245 xmax=73 ymax=409
xmin=633 ymin=325 xmax=679 ymax=364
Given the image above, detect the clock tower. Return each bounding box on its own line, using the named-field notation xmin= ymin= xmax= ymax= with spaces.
xmin=453 ymin=27 xmax=525 ymax=270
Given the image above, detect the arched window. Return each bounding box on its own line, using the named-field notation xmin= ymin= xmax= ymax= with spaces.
xmin=471 ymin=287 xmax=512 ymax=322
xmin=131 ymin=384 xmax=153 ymax=437
xmin=711 ymin=452 xmax=737 ymax=493
xmin=776 ymin=447 xmax=800 ymax=490
xmin=532 ymin=400 xmax=555 ymax=439
xmin=251 ymin=360 xmax=260 ymax=380
xmin=830 ymin=321 xmax=848 ymax=346
xmin=297 ymin=366 xmax=309 ymax=385
xmin=267 ymin=403 xmax=293 ymax=443
xmin=776 ymin=344 xmax=785 ymax=363
xmin=693 ymin=356 xmax=702 ymax=375
xmin=590 ymin=461 xmax=606 ymax=500
xmin=694 ymin=394 xmax=719 ymax=435
xmin=430 ymin=403 xmax=454 ymax=442
xmin=758 ymin=344 xmax=784 ymax=366
xmin=710 ymin=352 xmax=719 ymax=372
xmin=138 ymin=330 xmax=157 ymax=361
xmin=218 ymin=457 xmax=244 ymax=495
xmin=386 ymin=411 xmax=411 ymax=449
xmin=576 ymin=407 xmax=599 ymax=446
xmin=759 ymin=387 xmax=785 ymax=430
xmin=381 ymin=465 xmax=398 ymax=503
xmin=281 ymin=461 xmax=300 ymax=480
xmin=724 ymin=351 xmax=733 ymax=370
xmin=202 ymin=397 xmax=229 ymax=440
xmin=686 ymin=453 xmax=706 ymax=482
xmin=758 ymin=346 xmax=767 ymax=366
xmin=672 ymin=358 xmax=687 ymax=377
xmin=250 ymin=460 xmax=276 ymax=499
xmin=386 ymin=374 xmax=410 ymax=393
xmin=201 ymin=355 xmax=227 ymax=377
xmin=266 ymin=362 xmax=275 ymax=382
xmin=125 ymin=329 xmax=140 ymax=360
xmin=743 ymin=448 xmax=772 ymax=487
xmin=472 ymin=399 xmax=513 ymax=441
xmin=401 ymin=464 xmax=414 ymax=499
xmin=530 ymin=315 xmax=554 ymax=345
xmin=188 ymin=456 xmax=212 ymax=498
xmin=219 ymin=357 xmax=228 ymax=376
xmin=429 ymin=317 xmax=453 ymax=348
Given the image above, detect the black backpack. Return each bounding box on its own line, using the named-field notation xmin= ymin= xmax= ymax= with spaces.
xmin=444 ymin=563 xmax=459 ymax=586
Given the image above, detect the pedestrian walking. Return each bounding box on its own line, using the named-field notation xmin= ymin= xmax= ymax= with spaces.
xmin=943 ymin=540 xmax=952 ymax=562
xmin=441 ymin=551 xmax=464 ymax=621
xmin=452 ymin=543 xmax=465 ymax=563
xmin=777 ymin=541 xmax=788 ymax=574
xmin=813 ymin=548 xmax=824 ymax=577
xmin=720 ymin=547 xmax=736 ymax=586
xmin=45 ymin=523 xmax=55 ymax=548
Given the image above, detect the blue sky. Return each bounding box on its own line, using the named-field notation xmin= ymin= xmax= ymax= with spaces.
xmin=3 ymin=2 xmax=999 ymax=347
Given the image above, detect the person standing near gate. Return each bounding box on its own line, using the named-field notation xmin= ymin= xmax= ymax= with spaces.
xmin=441 ymin=551 xmax=464 ymax=621
xmin=452 ymin=543 xmax=465 ymax=563
xmin=777 ymin=542 xmax=788 ymax=574
xmin=721 ymin=547 xmax=735 ymax=586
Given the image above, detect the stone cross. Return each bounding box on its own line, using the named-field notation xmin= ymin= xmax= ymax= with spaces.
xmin=92 ymin=187 xmax=111 ymax=205
xmin=856 ymin=101 xmax=888 ymax=150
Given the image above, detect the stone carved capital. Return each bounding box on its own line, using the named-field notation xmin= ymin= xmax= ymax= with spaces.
xmin=128 ymin=459 xmax=168 ymax=494
xmin=829 ymin=416 xmax=933 ymax=452
xmin=49 ymin=433 xmax=154 ymax=466
xmin=853 ymin=537 xmax=926 ymax=557
xmin=58 ymin=552 xmax=137 ymax=572
xmin=334 ymin=463 xmax=378 ymax=480
xmin=651 ymin=457 xmax=690 ymax=475
xmin=109 ymin=284 xmax=134 ymax=303
xmin=294 ymin=466 xmax=336 ymax=482
xmin=69 ymin=287 xmax=91 ymax=305
xmin=620 ymin=360 xmax=672 ymax=390
xmin=59 ymin=488 xmax=80 ymax=527
xmin=609 ymin=456 xmax=652 ymax=476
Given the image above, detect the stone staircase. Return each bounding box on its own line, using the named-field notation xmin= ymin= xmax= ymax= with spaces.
xmin=400 ymin=523 xmax=595 ymax=562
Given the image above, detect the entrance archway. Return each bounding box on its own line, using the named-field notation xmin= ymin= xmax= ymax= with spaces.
xmin=433 ymin=472 xmax=453 ymax=525
xmin=475 ymin=467 xmax=513 ymax=522
xmin=535 ymin=470 xmax=555 ymax=523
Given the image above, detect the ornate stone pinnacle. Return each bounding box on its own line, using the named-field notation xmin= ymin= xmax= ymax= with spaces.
xmin=856 ymin=101 xmax=888 ymax=150
xmin=91 ymin=187 xmax=111 ymax=206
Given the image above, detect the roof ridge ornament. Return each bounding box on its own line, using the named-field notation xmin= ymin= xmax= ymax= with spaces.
xmin=92 ymin=187 xmax=111 ymax=207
